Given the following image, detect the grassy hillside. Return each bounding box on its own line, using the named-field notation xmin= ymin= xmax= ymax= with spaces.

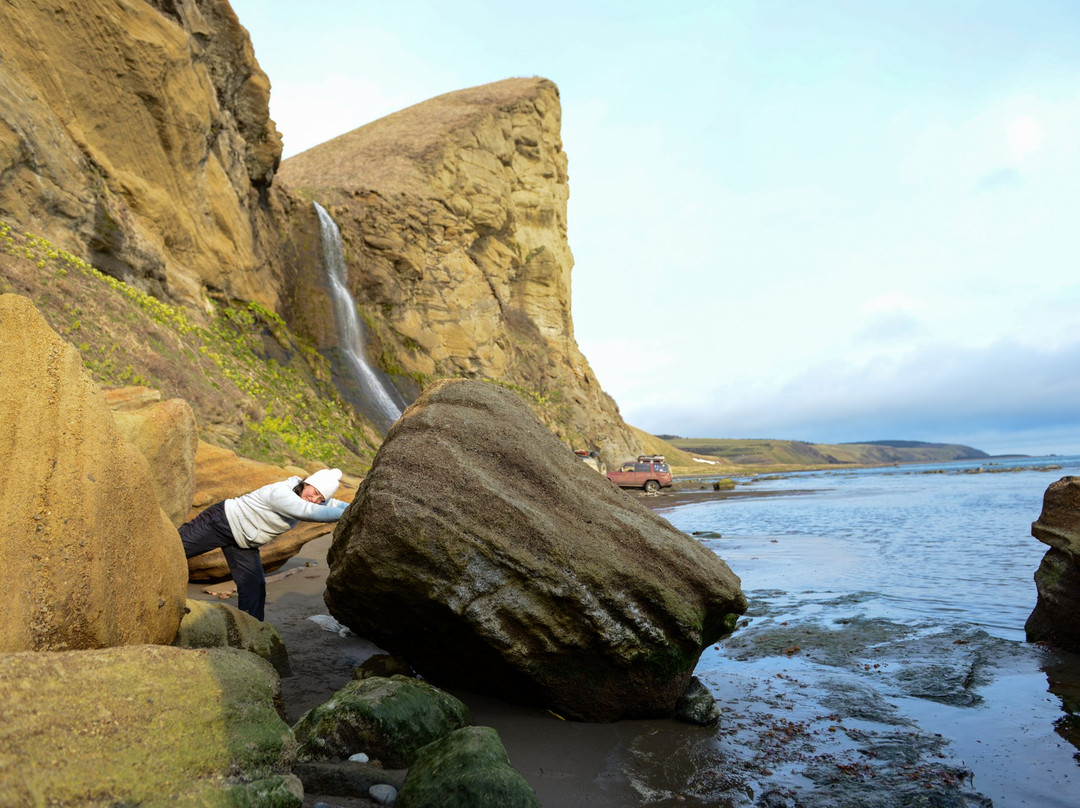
xmin=0 ymin=223 xmax=382 ymax=474
xmin=665 ymin=437 xmax=988 ymax=473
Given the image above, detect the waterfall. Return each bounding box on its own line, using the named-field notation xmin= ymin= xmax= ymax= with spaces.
xmin=314 ymin=202 xmax=403 ymax=429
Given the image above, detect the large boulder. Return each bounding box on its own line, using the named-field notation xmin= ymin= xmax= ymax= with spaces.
xmin=106 ymin=386 xmax=199 ymax=527
xmin=324 ymin=379 xmax=747 ymax=721
xmin=184 ymin=441 xmax=357 ymax=581
xmin=1026 ymin=476 xmax=1080 ymax=652
xmin=0 ymin=645 xmax=295 ymax=807
xmin=0 ymin=294 xmax=188 ymax=652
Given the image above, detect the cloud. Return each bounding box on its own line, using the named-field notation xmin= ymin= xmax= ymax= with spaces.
xmin=630 ymin=339 xmax=1080 ymax=455
xmin=973 ymin=167 xmax=1024 ymax=193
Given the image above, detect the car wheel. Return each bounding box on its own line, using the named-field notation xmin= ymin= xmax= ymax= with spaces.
xmin=644 ymin=480 xmax=660 ymax=493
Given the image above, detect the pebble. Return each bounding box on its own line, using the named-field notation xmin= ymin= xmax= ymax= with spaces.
xmin=348 ymin=752 xmax=369 ymax=763
xmin=369 ymin=783 xmax=398 ymax=805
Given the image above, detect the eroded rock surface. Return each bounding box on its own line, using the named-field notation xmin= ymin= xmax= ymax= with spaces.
xmin=279 ymin=78 xmax=640 ymax=466
xmin=0 ymin=0 xmax=292 ymax=309
xmin=107 ymin=387 xmax=199 ymax=527
xmin=1027 ymin=476 xmax=1080 ymax=652
xmin=324 ymin=379 xmax=746 ymax=721
xmin=0 ymin=294 xmax=187 ymax=652
xmin=0 ymin=645 xmax=294 ymax=807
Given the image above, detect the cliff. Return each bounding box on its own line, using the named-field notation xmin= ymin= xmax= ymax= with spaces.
xmin=0 ymin=0 xmax=300 ymax=311
xmin=0 ymin=2 xmax=640 ymax=465
xmin=278 ymin=78 xmax=640 ymax=464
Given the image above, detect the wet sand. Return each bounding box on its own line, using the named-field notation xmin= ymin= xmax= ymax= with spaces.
xmin=187 ymin=518 xmax=720 ymax=807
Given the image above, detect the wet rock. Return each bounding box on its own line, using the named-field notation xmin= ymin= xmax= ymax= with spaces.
xmin=294 ymin=761 xmax=407 ymax=800
xmin=0 ymin=294 xmax=187 ymax=652
xmin=293 ymin=675 xmax=471 ymax=768
xmin=1027 ymin=476 xmax=1080 ymax=653
xmin=174 ymin=598 xmax=292 ymax=677
xmin=325 ymin=379 xmax=746 ymax=721
xmin=397 ymin=726 xmax=540 ymax=808
xmin=0 ymin=645 xmax=293 ymax=805
xmin=674 ymin=676 xmax=722 ymax=725
xmin=369 ymin=783 xmax=398 ymax=805
xmin=354 ymin=653 xmax=414 ymax=680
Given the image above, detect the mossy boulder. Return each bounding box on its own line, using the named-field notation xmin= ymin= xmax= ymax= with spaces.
xmin=292 ymin=675 xmax=471 ymax=768
xmin=325 ymin=379 xmax=747 ymax=721
xmin=397 ymin=726 xmax=540 ymax=808
xmin=174 ymin=599 xmax=292 ymax=677
xmin=0 ymin=645 xmax=295 ymax=807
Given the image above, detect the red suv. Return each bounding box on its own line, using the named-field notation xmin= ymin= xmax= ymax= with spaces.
xmin=606 ymin=455 xmax=673 ymax=493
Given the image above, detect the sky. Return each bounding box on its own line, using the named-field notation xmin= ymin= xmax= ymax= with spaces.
xmin=229 ymin=0 xmax=1080 ymax=456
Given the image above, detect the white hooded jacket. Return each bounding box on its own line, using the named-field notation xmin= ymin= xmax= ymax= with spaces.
xmin=223 ymin=476 xmax=347 ymax=549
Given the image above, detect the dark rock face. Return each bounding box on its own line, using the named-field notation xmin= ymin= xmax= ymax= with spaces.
xmin=1027 ymin=476 xmax=1080 ymax=652
xmin=324 ymin=379 xmax=746 ymax=722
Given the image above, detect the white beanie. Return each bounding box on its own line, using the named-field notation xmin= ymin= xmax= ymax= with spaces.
xmin=304 ymin=468 xmax=342 ymax=500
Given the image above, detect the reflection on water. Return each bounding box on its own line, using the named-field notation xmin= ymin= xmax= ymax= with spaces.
xmin=660 ymin=456 xmax=1080 ymax=806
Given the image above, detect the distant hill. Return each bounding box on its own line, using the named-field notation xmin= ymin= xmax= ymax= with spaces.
xmin=663 ymin=437 xmax=988 ymax=472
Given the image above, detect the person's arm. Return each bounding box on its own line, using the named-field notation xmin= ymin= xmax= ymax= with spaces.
xmin=265 ymin=484 xmax=347 ymax=522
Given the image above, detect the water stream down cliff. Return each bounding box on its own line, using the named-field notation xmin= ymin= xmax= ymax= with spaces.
xmin=315 ymin=202 xmax=403 ymax=432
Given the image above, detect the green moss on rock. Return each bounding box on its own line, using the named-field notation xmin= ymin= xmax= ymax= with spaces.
xmin=397 ymin=726 xmax=540 ymax=808
xmin=292 ymin=675 xmax=471 ymax=768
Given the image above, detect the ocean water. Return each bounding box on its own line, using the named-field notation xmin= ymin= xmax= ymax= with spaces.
xmin=653 ymin=456 xmax=1080 ymax=807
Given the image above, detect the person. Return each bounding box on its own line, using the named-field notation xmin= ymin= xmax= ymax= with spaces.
xmin=179 ymin=468 xmax=348 ymax=621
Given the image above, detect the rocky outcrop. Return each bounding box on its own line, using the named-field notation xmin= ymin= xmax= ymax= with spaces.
xmin=184 ymin=440 xmax=357 ymax=580
xmin=324 ymin=379 xmax=747 ymax=722
xmin=0 ymin=0 xmax=298 ymax=310
xmin=278 ymin=78 xmax=640 ymax=466
xmin=1026 ymin=476 xmax=1080 ymax=652
xmin=0 ymin=294 xmax=187 ymax=652
xmin=293 ymin=675 xmax=472 ymax=768
xmin=106 ymin=387 xmax=199 ymax=526
xmin=0 ymin=645 xmax=295 ymax=806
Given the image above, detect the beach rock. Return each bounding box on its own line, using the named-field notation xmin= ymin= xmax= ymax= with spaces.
xmin=174 ymin=598 xmax=292 ymax=677
xmin=0 ymin=294 xmax=187 ymax=652
xmin=0 ymin=645 xmax=294 ymax=806
xmin=674 ymin=676 xmax=723 ymax=726
xmin=107 ymin=387 xmax=198 ymax=527
xmin=293 ymin=760 xmax=407 ymax=800
xmin=324 ymin=379 xmax=747 ymax=721
xmin=369 ymin=783 xmax=399 ymax=805
xmin=1027 ymin=476 xmax=1080 ymax=652
xmin=293 ymin=675 xmax=471 ymax=768
xmin=396 ymin=726 xmax=540 ymax=808
xmin=184 ymin=440 xmax=357 ymax=581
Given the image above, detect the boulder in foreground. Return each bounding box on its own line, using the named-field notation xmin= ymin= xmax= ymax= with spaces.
xmin=1026 ymin=475 xmax=1080 ymax=653
xmin=0 ymin=294 xmax=187 ymax=652
xmin=325 ymin=379 xmax=747 ymax=721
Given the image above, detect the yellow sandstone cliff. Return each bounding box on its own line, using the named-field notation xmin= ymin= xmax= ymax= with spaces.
xmin=278 ymin=78 xmax=640 ymax=462
xmin=0 ymin=1 xmax=641 ymax=464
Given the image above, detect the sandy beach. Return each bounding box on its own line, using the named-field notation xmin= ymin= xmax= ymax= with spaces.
xmin=186 ymin=492 xmax=724 ymax=808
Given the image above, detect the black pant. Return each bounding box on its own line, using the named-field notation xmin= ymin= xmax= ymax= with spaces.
xmin=179 ymin=502 xmax=266 ymax=621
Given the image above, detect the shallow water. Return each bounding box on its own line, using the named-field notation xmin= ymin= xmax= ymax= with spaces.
xmin=657 ymin=455 xmax=1080 ymax=807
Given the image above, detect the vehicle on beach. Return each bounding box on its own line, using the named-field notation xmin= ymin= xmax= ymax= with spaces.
xmin=606 ymin=455 xmax=673 ymax=492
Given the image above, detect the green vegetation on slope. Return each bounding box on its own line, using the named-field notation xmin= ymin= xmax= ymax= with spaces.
xmin=0 ymin=223 xmax=380 ymax=474
xmin=665 ymin=437 xmax=988 ymax=472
